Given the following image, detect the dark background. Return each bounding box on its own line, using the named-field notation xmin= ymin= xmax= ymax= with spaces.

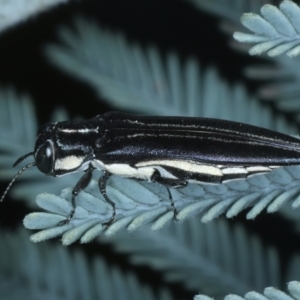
xmin=0 ymin=0 xmax=254 ymax=122
xmin=0 ymin=0 xmax=298 ymax=298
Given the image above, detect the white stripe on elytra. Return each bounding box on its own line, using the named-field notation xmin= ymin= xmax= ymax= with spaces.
xmin=221 ymin=167 xmax=248 ymax=175
xmin=135 ymin=160 xmax=223 ymax=177
xmin=92 ymin=160 xmax=159 ymax=181
xmin=58 ymin=127 xmax=99 ymax=133
xmin=246 ymin=166 xmax=272 ymax=172
xmin=58 ymin=156 xmax=275 ymax=182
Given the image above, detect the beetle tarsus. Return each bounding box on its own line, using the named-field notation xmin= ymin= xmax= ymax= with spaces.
xmin=57 ymin=208 xmax=75 ymax=226
xmin=165 ymin=186 xmax=179 ymax=221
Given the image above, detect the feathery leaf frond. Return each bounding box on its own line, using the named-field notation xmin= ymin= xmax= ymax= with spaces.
xmin=45 ymin=18 xmax=298 ymax=136
xmin=185 ymin=0 xmax=271 ymax=22
xmin=98 ymin=218 xmax=282 ymax=297
xmin=243 ymin=58 xmax=300 ymax=123
xmin=231 ymin=1 xmax=300 ymax=120
xmin=285 ymin=253 xmax=300 ymax=283
xmin=234 ymin=1 xmax=300 ymax=57
xmin=0 ymin=89 xmax=81 ymax=204
xmin=195 ymin=281 xmax=300 ymax=300
xmin=23 ymin=165 xmax=300 ymax=243
xmin=0 ymin=227 xmax=173 ymax=300
xmin=2 ymin=3 xmax=300 ymax=300
xmin=0 ymin=0 xmax=69 ymax=33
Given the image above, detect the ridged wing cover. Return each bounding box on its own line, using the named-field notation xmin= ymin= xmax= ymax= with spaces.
xmin=96 ymin=112 xmax=300 ymax=166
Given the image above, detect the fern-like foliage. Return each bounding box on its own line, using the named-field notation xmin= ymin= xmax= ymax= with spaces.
xmin=181 ymin=0 xmax=300 ymax=123
xmin=2 ymin=223 xmax=297 ymax=300
xmin=234 ymin=1 xmax=300 ymax=57
xmin=0 ymin=89 xmax=83 ymax=205
xmin=232 ymin=1 xmax=300 ymax=122
xmin=195 ymin=281 xmax=300 ymax=300
xmin=45 ymin=18 xmax=297 ymax=135
xmin=186 ymin=0 xmax=271 ymax=22
xmin=24 ymin=164 xmax=300 ymax=244
xmin=182 ymin=0 xmax=300 ymax=124
xmin=243 ymin=57 xmax=300 ymax=116
xmin=98 ymin=218 xmax=283 ymax=297
xmin=0 ymin=88 xmax=37 ymax=176
xmin=0 ymin=227 xmax=173 ymax=300
xmin=0 ymin=0 xmax=68 ymax=32
xmin=2 ymin=80 xmax=299 ymax=244
xmin=0 ymin=19 xmax=294 ymax=244
xmin=3 ymin=3 xmax=300 ymax=300
xmin=286 ymin=254 xmax=300 ymax=281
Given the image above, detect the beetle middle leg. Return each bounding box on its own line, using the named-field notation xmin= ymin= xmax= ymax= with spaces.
xmin=151 ymin=169 xmax=187 ymax=221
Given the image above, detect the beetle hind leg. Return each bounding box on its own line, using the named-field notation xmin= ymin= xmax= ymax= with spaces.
xmin=151 ymin=169 xmax=187 ymax=221
xmin=98 ymin=171 xmax=116 ymax=226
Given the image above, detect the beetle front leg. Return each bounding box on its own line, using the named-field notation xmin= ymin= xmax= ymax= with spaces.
xmin=58 ymin=163 xmax=95 ymax=226
xmin=98 ymin=171 xmax=116 ymax=226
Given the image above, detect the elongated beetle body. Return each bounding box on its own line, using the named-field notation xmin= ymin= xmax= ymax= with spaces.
xmin=2 ymin=111 xmax=300 ymax=225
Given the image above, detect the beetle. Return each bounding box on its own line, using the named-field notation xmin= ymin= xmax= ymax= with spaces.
xmin=2 ymin=111 xmax=300 ymax=225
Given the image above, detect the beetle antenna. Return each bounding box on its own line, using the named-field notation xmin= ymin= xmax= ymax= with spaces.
xmin=13 ymin=152 xmax=35 ymax=168
xmin=1 ymin=162 xmax=36 ymax=202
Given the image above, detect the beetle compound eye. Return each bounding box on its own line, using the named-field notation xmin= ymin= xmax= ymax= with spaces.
xmin=35 ymin=143 xmax=53 ymax=174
